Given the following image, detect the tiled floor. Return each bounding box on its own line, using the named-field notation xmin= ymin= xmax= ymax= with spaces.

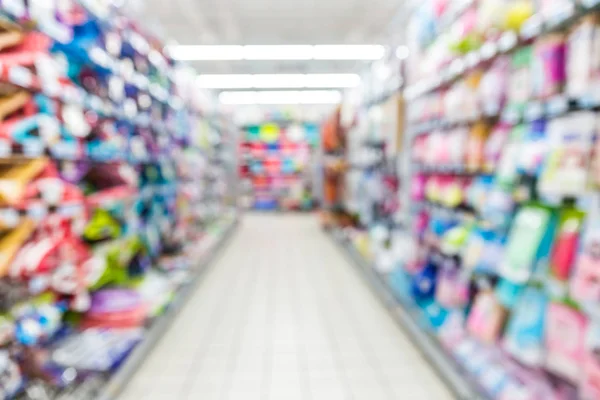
xmin=119 ymin=214 xmax=454 ymax=400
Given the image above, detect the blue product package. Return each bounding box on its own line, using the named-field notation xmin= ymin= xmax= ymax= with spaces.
xmin=495 ymin=278 xmax=524 ymax=309
xmin=503 ymin=286 xmax=547 ymax=367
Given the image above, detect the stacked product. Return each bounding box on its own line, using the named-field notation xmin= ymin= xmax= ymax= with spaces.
xmin=321 ymin=56 xmax=405 ymax=260
xmin=239 ymin=120 xmax=318 ymax=211
xmin=396 ymin=0 xmax=600 ymax=398
xmin=0 ymin=2 xmax=237 ymax=398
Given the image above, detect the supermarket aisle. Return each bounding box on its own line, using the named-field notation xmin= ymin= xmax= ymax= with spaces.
xmin=119 ymin=214 xmax=453 ymax=400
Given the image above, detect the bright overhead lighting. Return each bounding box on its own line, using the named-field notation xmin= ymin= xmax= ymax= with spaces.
xmin=395 ymin=45 xmax=409 ymax=60
xmin=313 ymin=45 xmax=385 ymax=60
xmin=304 ymin=74 xmax=361 ymax=88
xmin=243 ymin=45 xmax=313 ymax=60
xmin=196 ymin=74 xmax=361 ymax=89
xmin=252 ymin=74 xmax=306 ymax=88
xmin=219 ymin=90 xmax=342 ymax=105
xmin=169 ymin=45 xmax=385 ymax=61
xmin=169 ymin=45 xmax=244 ymax=61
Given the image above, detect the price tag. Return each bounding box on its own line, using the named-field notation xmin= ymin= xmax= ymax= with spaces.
xmin=449 ymin=59 xmax=464 ymax=76
xmin=546 ymin=4 xmax=575 ymax=28
xmin=465 ymin=52 xmax=480 ymax=68
xmin=27 ymin=203 xmax=48 ymax=220
xmin=520 ymin=15 xmax=542 ymax=40
xmin=38 ymin=115 xmax=60 ymax=145
xmin=546 ymin=96 xmax=569 ymax=117
xmin=480 ymin=42 xmax=498 ymax=61
xmin=89 ymin=96 xmax=103 ymax=112
xmin=3 ymin=0 xmax=26 ymax=17
xmin=52 ymin=141 xmax=79 ymax=160
xmin=0 ymin=140 xmax=11 ymax=158
xmin=108 ymin=76 xmax=125 ymax=102
xmin=23 ymin=138 xmax=45 ymax=157
xmin=525 ymin=101 xmax=544 ymax=121
xmin=0 ymin=209 xmax=19 ymax=228
xmin=498 ymin=32 xmax=518 ymax=52
xmin=8 ymin=66 xmax=33 ymax=88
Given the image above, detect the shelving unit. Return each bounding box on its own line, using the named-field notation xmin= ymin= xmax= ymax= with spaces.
xmin=96 ymin=216 xmax=238 ymax=400
xmin=239 ymin=121 xmax=319 ymax=211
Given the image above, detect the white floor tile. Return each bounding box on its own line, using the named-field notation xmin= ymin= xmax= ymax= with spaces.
xmin=118 ymin=214 xmax=455 ymax=400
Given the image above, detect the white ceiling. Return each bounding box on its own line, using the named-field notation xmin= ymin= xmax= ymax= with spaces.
xmin=133 ymin=0 xmax=411 ymax=75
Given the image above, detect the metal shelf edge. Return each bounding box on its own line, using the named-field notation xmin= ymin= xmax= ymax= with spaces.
xmin=327 ymin=230 xmax=487 ymax=400
xmin=96 ymin=219 xmax=239 ymax=400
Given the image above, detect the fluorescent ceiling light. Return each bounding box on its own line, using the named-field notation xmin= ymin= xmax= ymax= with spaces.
xmin=169 ymin=45 xmax=385 ymax=61
xmin=219 ymin=90 xmax=342 ymax=105
xmin=169 ymin=45 xmax=243 ymax=61
xmin=252 ymin=74 xmax=306 ymax=88
xmin=243 ymin=45 xmax=313 ymax=60
xmin=197 ymin=74 xmax=360 ymax=89
xmin=304 ymin=73 xmax=360 ymax=88
xmin=396 ymin=45 xmax=409 ymax=60
xmin=313 ymin=45 xmax=385 ymax=60
xmin=196 ymin=74 xmax=253 ymax=89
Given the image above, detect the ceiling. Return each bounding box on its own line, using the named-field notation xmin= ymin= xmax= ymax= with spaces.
xmin=132 ymin=0 xmax=411 ymax=75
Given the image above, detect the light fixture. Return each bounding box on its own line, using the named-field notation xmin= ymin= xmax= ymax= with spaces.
xmin=313 ymin=45 xmax=386 ymax=60
xmin=169 ymin=45 xmax=244 ymax=61
xmin=196 ymin=73 xmax=361 ymax=89
xmin=196 ymin=74 xmax=254 ymax=89
xmin=395 ymin=45 xmax=409 ymax=60
xmin=243 ymin=45 xmax=313 ymax=60
xmin=219 ymin=90 xmax=342 ymax=105
xmin=169 ymin=45 xmax=386 ymax=61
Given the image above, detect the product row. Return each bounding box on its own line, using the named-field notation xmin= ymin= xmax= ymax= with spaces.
xmin=240 ymin=122 xmax=317 ymax=210
xmin=0 ymin=1 xmax=237 ymax=398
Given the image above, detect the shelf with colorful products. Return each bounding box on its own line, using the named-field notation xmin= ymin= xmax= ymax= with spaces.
xmin=239 ymin=120 xmax=319 ymax=211
xmin=395 ymin=0 xmax=600 ymax=398
xmin=0 ymin=1 xmax=239 ymax=398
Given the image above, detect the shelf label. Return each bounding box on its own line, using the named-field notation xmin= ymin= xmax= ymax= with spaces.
xmin=546 ymin=4 xmax=575 ymax=28
xmin=27 ymin=203 xmax=48 ymax=220
xmin=520 ymin=16 xmax=542 ymax=40
xmin=3 ymin=0 xmax=26 ymax=17
xmin=546 ymin=96 xmax=569 ymax=117
xmin=498 ymin=32 xmax=518 ymax=52
xmin=480 ymin=42 xmax=497 ymax=60
xmin=0 ymin=209 xmax=19 ymax=228
xmin=465 ymin=52 xmax=480 ymax=68
xmin=23 ymin=138 xmax=44 ymax=157
xmin=0 ymin=140 xmax=11 ymax=158
xmin=52 ymin=141 xmax=79 ymax=160
xmin=525 ymin=101 xmax=544 ymax=121
xmin=8 ymin=66 xmax=33 ymax=88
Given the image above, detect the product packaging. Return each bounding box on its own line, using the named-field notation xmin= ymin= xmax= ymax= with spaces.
xmin=503 ymin=287 xmax=548 ymax=367
xmin=467 ymin=289 xmax=508 ymax=344
xmin=539 ymin=112 xmax=595 ymax=197
xmin=545 ymin=302 xmax=588 ymax=383
xmin=499 ymin=204 xmax=556 ymax=284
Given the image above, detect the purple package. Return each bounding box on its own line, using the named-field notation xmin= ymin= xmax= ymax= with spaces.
xmin=88 ymin=289 xmax=141 ymax=314
xmin=58 ymin=160 xmax=90 ymax=184
xmin=533 ymin=34 xmax=566 ymax=99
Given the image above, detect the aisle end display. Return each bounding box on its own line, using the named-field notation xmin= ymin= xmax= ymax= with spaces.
xmin=240 ymin=119 xmax=319 ymax=211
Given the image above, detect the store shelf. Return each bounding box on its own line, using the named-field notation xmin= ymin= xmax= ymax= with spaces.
xmin=95 ymin=216 xmax=239 ymax=400
xmin=327 ymin=228 xmax=488 ymax=400
xmin=405 ymin=2 xmax=600 ymax=101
